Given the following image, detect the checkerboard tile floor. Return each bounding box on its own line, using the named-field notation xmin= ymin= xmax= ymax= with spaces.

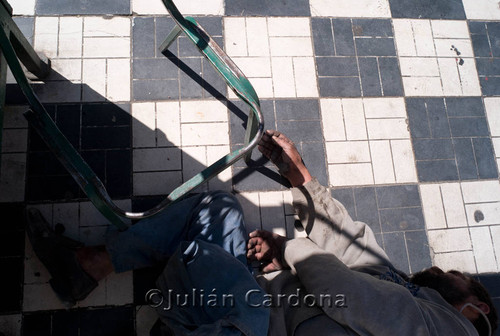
xmin=1 ymin=0 xmax=500 ymax=334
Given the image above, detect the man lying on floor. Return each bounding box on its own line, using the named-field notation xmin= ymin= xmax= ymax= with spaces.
xmin=27 ymin=130 xmax=497 ymax=336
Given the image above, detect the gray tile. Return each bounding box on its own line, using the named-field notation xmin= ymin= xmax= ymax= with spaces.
xmin=406 ymin=98 xmax=431 ymax=139
xmin=225 ymin=0 xmax=310 ymax=16
xmin=355 ymin=38 xmax=396 ymax=56
xmin=359 ymin=57 xmax=382 ymax=96
xmin=473 ymin=138 xmax=498 ymax=179
xmin=179 ymin=57 xmax=203 ymax=99
xmin=469 ymin=22 xmax=487 ymax=35
xmin=352 ymin=19 xmax=393 ymax=37
xmin=488 ymin=22 xmax=500 ymax=57
xmin=155 ymin=17 xmax=177 ymax=58
xmin=316 ymin=57 xmax=359 ymax=77
xmin=13 ymin=17 xmax=34 ymax=45
xmin=353 ymin=187 xmax=380 ymax=232
xmin=133 ymin=17 xmax=155 ymax=58
xmin=178 ymin=37 xmax=204 ymax=58
xmin=416 ymin=160 xmax=459 ymax=182
xmin=480 ymin=77 xmax=500 ymax=96
xmin=300 ymin=142 xmax=328 ymax=187
xmin=229 ymin=99 xmax=275 ymax=146
xmin=331 ymin=188 xmax=356 ymax=219
xmin=445 ymin=98 xmax=485 ymax=117
xmin=232 ymin=166 xmax=286 ymax=192
xmin=476 ymin=58 xmax=500 ymax=76
xmin=332 ymin=19 xmax=355 ymax=56
xmin=36 ymin=0 xmax=130 ymax=14
xmin=318 ymin=77 xmax=361 ymax=97
xmin=388 ymin=0 xmax=466 ymax=19
xmin=448 ymin=117 xmax=489 ymax=137
xmin=426 ymin=98 xmax=451 ymax=138
xmin=383 ymin=232 xmax=410 ymax=274
xmin=471 ymin=34 xmax=492 ymax=58
xmin=277 ymin=120 xmax=323 ymax=142
xmin=195 ymin=16 xmax=223 ymax=36
xmin=413 ymin=139 xmax=455 ymax=160
xmin=376 ymin=185 xmax=420 ymax=209
xmin=201 ymin=58 xmax=228 ymax=100
xmin=133 ymin=79 xmax=179 ymax=101
xmin=132 ymin=58 xmax=178 ymax=80
xmin=312 ymin=18 xmax=335 ymax=56
xmin=378 ymin=57 xmax=404 ymax=96
xmin=453 ymin=138 xmax=478 ymax=180
xmin=275 ymin=100 xmax=320 ymax=120
xmin=380 ymin=207 xmax=425 ymax=232
xmin=405 ymin=230 xmax=432 ymax=274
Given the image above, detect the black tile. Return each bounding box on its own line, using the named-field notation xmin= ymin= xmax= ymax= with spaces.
xmin=36 ymin=0 xmax=130 ymax=15
xmin=477 ymin=273 xmax=500 ymax=297
xmin=201 ymin=58 xmax=227 ymax=100
xmin=134 ymin=264 xmax=166 ymax=304
xmin=13 ymin=17 xmax=34 ymax=45
xmin=359 ymin=57 xmax=382 ymax=96
xmin=445 ymin=98 xmax=485 ymax=117
xmin=79 ymin=307 xmax=134 ymax=336
xmin=133 ymin=79 xmax=179 ymax=101
xmin=316 ymin=57 xmax=358 ymax=77
xmin=0 ymin=257 xmax=23 ymax=312
xmin=81 ymin=150 xmax=106 ymax=181
xmin=406 ymin=98 xmax=431 ymax=138
xmin=132 ymin=17 xmax=155 ymax=58
xmin=0 ymin=203 xmax=25 ymax=231
xmin=277 ymin=120 xmax=323 ymax=142
xmin=413 ymin=138 xmax=455 ymax=160
xmin=405 ymin=230 xmax=432 ymax=274
xmin=318 ymin=77 xmax=361 ymax=97
xmin=300 ymin=142 xmax=328 ymax=187
xmin=225 ymin=0 xmax=310 ymax=16
xmin=476 ymin=58 xmax=500 ymax=76
xmin=426 ymin=98 xmax=450 ymax=138
xmin=469 ymin=22 xmax=487 ymax=35
xmin=0 ymin=230 xmax=24 ymax=257
xmin=353 ymin=187 xmax=380 ymax=232
xmin=232 ymin=166 xmax=286 ymax=192
xmin=331 ymin=188 xmax=356 ymax=220
xmin=55 ymin=105 xmax=80 ymax=149
xmin=453 ymin=138 xmax=479 ymax=180
xmin=26 ymin=175 xmax=80 ymax=201
xmin=449 ymin=117 xmax=489 ymax=137
xmin=312 ymin=18 xmax=335 ymax=57
xmin=196 ymin=16 xmax=223 ymax=36
xmin=52 ymin=310 xmax=79 ymax=336
xmin=82 ymin=104 xmax=131 ymax=127
xmin=355 ymin=38 xmax=396 ymax=56
xmin=275 ymin=100 xmax=320 ymax=120
xmin=378 ymin=57 xmax=404 ymax=96
xmin=28 ymin=151 xmax=67 ymax=176
xmin=480 ymin=77 xmax=500 ymax=96
xmin=383 ymin=232 xmax=410 ymax=274
xmin=488 ymin=22 xmax=500 ymax=57
xmin=332 ymin=19 xmax=356 ymax=56
xmin=473 ymin=138 xmax=498 ymax=179
xmin=133 ymin=58 xmax=178 ymax=80
xmin=352 ymin=19 xmax=393 ymax=37
xmin=106 ymin=149 xmax=132 ymax=198
xmin=229 ymin=99 xmax=275 ymax=146
xmin=178 ymin=36 xmax=204 ymax=58
xmin=388 ymin=0 xmax=466 ymax=19
xmin=416 ymin=160 xmax=459 ymax=182
xmin=376 ymin=185 xmax=420 ymax=209
xmin=179 ymin=57 xmax=203 ymax=99
xmin=379 ymin=207 xmax=425 ymax=232
xmin=23 ymin=313 xmax=52 ymax=336
xmin=155 ymin=17 xmax=178 ymax=58
xmin=81 ymin=126 xmax=131 ymax=150
xmin=471 ymin=34 xmax=493 ymax=58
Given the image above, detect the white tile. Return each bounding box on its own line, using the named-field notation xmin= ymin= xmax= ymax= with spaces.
xmin=0 ymin=314 xmax=21 ymax=336
xmin=271 ymin=57 xmax=295 ymax=97
xmin=326 ymin=141 xmax=370 ymax=164
xmin=182 ymin=146 xmax=207 ymax=187
xmin=370 ymin=140 xmax=396 ymax=184
xmin=427 ymin=228 xmax=472 ymax=253
xmin=23 ymin=283 xmax=67 ymax=311
xmin=83 ymin=37 xmax=130 ymax=58
xmin=393 ymin=20 xmax=416 ymax=57
xmin=235 ymin=192 xmax=261 ymax=233
xmin=224 ymin=18 xmax=248 ymax=57
xmin=157 ymin=102 xmax=182 ymax=147
xmin=10 ymin=0 xmax=35 ymax=15
xmin=363 ymin=98 xmax=406 ymax=118
xmin=403 ymin=77 xmax=443 ymax=96
xmin=269 ymin=37 xmax=313 ymax=57
xmin=106 ymin=271 xmax=133 ymax=305
xmin=132 ymin=102 xmax=156 ymax=148
xmin=134 ymin=171 xmax=183 ymax=196
xmin=461 ymin=181 xmax=500 ymax=203
xmin=293 ymin=57 xmax=319 ymax=97
xmin=286 ymin=215 xmax=307 ymax=239
xmin=259 ymin=191 xmax=285 ymax=233
xmin=434 ymin=39 xmax=474 ymax=58
xmin=82 ymin=59 xmax=106 ymax=102
xmin=53 ymin=202 xmax=80 ymax=240
xmin=457 ymin=58 xmax=481 ymax=96
xmin=309 ymin=0 xmax=391 ymax=17
xmin=433 ymin=251 xmax=476 ymax=273
xmin=268 ymin=18 xmax=311 ymax=37
xmin=321 ymin=99 xmax=346 ymax=141
xmin=246 ymin=18 xmax=270 ymax=57
xmin=440 ymin=183 xmax=467 ymax=228
xmin=438 ymin=57 xmax=462 ymax=96
xmin=176 ymin=0 xmax=224 ymax=15
xmin=132 ymin=0 xmax=168 ymax=14
xmin=412 ymin=20 xmax=436 ymax=57
xmin=233 ymin=57 xmax=272 ymax=77
xmin=58 ymin=17 xmax=83 ymax=57
xmin=0 ymin=153 xmax=26 ymax=202
xmin=34 ymin=17 xmax=59 ymax=58
xmin=50 ymin=59 xmax=82 ymax=81
xmin=462 ymin=0 xmax=500 ymax=20
xmin=1 ymin=129 xmax=28 ymax=153
xmin=180 ymin=100 xmax=228 ymax=123
xmin=3 ymin=106 xmax=29 ymax=128
xmin=207 ymin=145 xmax=232 ymax=192
xmin=328 ymin=163 xmax=374 ymax=186
xmin=470 ymin=227 xmax=498 ymax=273
xmin=366 ymin=119 xmax=409 ymax=140
xmin=134 ymin=148 xmax=182 ymax=172
xmin=24 ymin=236 xmax=51 ymax=284
xmin=77 ymin=279 xmax=106 ymax=307
xmin=491 ymin=226 xmax=500 ymax=269
xmin=283 ymin=190 xmax=294 ymax=215
xmin=485 ymin=98 xmax=500 ymax=137
xmin=399 ymin=57 xmax=440 ymax=77
xmin=249 ymin=78 xmax=274 ymax=98
xmin=431 ymin=20 xmax=470 ymax=39
xmin=84 ymin=17 xmax=130 ymax=37
xmin=493 ymin=138 xmax=500 ymax=157
xmin=465 ymin=202 xmax=500 ymax=226
xmin=107 ymin=59 xmax=131 ymax=102
xmin=136 ymin=306 xmax=159 ymax=336
xmin=181 ymin=123 xmax=229 ymax=146
xmin=342 ymin=99 xmax=367 ymax=140
xmin=391 ymin=139 xmax=417 ymax=183
xmin=420 ymin=184 xmax=447 ymax=230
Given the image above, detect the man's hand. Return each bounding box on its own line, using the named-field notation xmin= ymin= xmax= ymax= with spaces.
xmin=247 ymin=230 xmax=288 ymax=273
xmin=258 ymin=130 xmax=312 ymax=187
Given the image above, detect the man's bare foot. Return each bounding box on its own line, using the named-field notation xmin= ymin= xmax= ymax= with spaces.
xmin=247 ymin=230 xmax=288 ymax=273
xmin=258 ymin=130 xmax=312 ymax=187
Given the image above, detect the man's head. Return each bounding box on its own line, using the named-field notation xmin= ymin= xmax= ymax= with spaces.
xmin=410 ymin=267 xmax=497 ymax=336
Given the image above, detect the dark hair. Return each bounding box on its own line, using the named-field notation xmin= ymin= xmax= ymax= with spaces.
xmin=468 ymin=277 xmax=498 ymax=336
